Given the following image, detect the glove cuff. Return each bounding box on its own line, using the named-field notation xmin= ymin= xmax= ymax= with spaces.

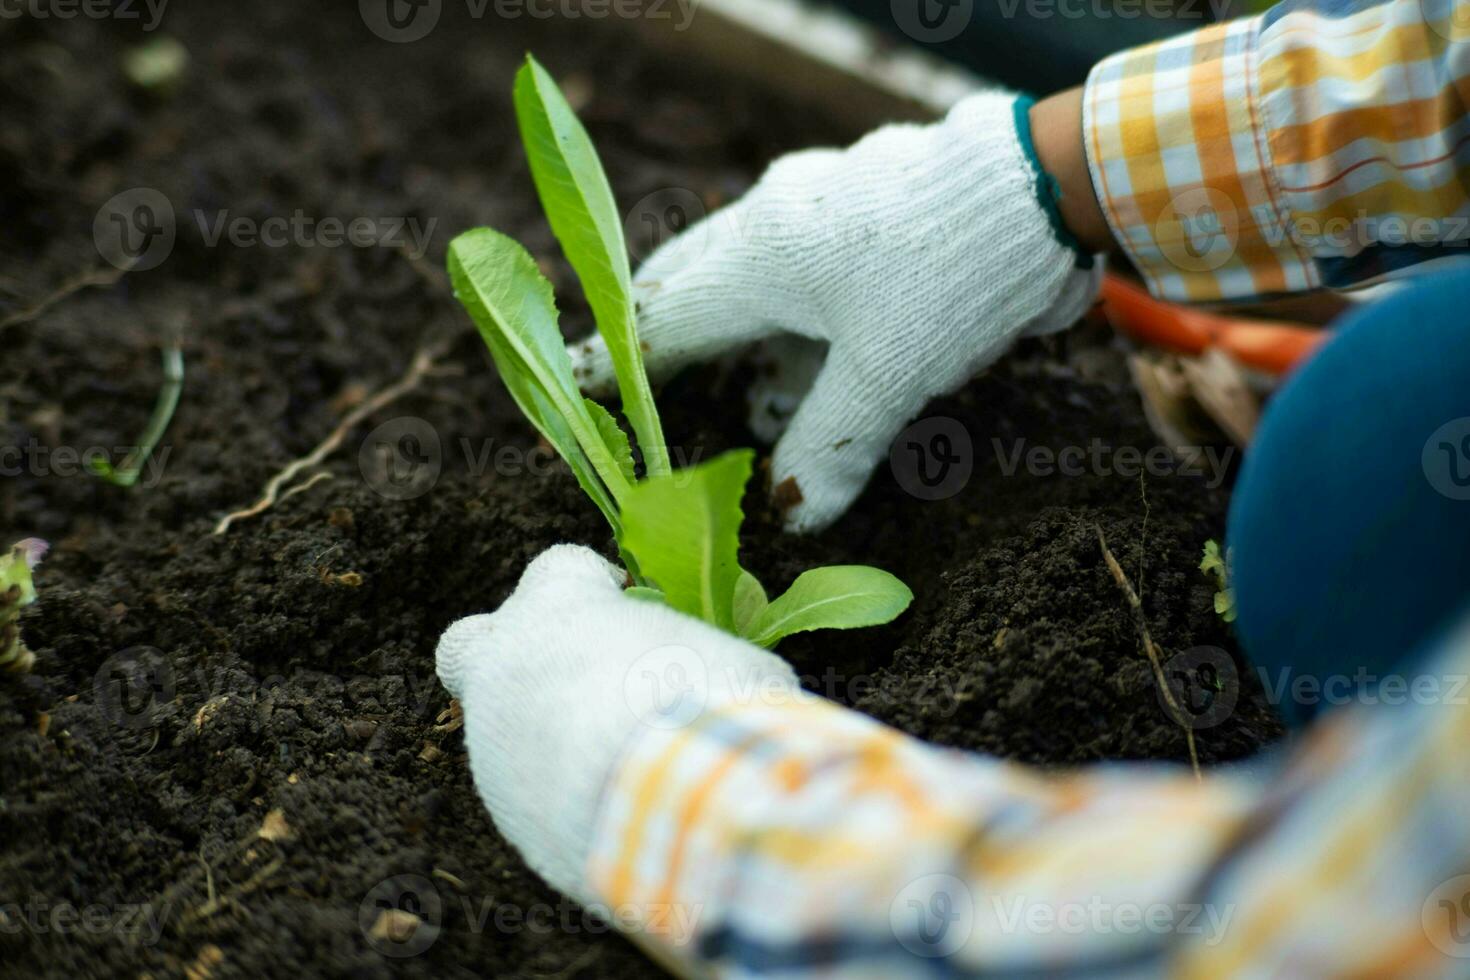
xmin=1012 ymin=96 xmax=1094 ymax=270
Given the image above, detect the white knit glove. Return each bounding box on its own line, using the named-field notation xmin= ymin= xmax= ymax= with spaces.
xmin=572 ymin=92 xmax=1101 ymax=532
xmin=435 ymin=544 xmax=801 ymax=907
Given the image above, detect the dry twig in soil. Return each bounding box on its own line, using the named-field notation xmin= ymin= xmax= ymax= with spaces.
xmin=1096 ymin=525 xmax=1201 ymax=780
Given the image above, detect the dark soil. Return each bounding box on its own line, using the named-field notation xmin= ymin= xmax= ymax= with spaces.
xmin=0 ymin=3 xmax=1282 ymax=977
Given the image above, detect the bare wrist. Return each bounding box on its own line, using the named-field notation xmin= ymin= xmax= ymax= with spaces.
xmin=1029 ymin=87 xmax=1115 ymax=256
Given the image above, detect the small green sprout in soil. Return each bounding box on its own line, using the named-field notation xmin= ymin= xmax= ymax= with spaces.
xmin=447 ymin=55 xmax=912 ymax=645
xmin=1 ymin=538 xmax=48 ymax=674
xmin=89 ymin=343 xmax=183 ymax=488
xmin=1200 ymin=538 xmax=1236 ymax=624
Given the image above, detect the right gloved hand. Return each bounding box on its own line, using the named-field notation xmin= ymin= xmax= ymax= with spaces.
xmin=570 ymin=91 xmax=1101 ymax=533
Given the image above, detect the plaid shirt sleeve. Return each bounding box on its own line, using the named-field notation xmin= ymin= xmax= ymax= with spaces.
xmin=1083 ymin=0 xmax=1470 ymax=302
xmin=582 ymin=612 xmax=1470 ymax=978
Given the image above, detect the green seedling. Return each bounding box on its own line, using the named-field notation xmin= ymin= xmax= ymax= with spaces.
xmin=1 ymin=539 xmax=48 ymax=674
xmin=89 ymin=344 xmax=183 ymax=488
xmin=448 ymin=55 xmax=912 ymax=646
xmin=1200 ymin=539 xmax=1236 ymax=624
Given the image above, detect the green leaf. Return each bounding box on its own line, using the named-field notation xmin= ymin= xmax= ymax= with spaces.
xmin=747 ymin=566 xmax=913 ymax=648
xmin=1200 ymin=539 xmax=1226 ymax=577
xmin=447 ymin=227 xmax=630 ymax=529
xmin=1213 ymin=588 xmax=1237 ymax=623
xmin=624 ymin=586 xmax=666 ymax=604
xmin=1 ymin=539 xmax=45 ymax=673
xmin=514 ymin=55 xmax=669 ymax=476
xmin=585 ymin=399 xmax=636 ymax=483
xmin=0 ymin=540 xmax=44 ymax=610
xmin=732 ymin=569 xmax=769 ymax=636
xmin=620 ymin=450 xmax=752 ymax=630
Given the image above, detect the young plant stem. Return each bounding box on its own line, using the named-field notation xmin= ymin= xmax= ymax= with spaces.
xmin=612 ymin=311 xmax=669 ymax=479
xmin=90 ymin=344 xmax=184 ymax=488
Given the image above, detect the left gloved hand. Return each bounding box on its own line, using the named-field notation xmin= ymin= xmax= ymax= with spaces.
xmin=435 ymin=544 xmax=802 ymax=906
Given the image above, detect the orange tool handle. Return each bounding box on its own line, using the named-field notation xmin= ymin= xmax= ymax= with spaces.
xmin=1101 ymin=274 xmax=1329 ymax=376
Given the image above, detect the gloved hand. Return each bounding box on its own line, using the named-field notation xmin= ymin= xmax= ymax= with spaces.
xmin=435 ymin=544 xmax=802 ymax=906
xmin=571 ymin=92 xmax=1102 ymax=532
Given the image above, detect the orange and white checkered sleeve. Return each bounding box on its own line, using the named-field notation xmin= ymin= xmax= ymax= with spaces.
xmin=1084 ymin=0 xmax=1470 ymax=302
xmin=580 ymin=615 xmax=1470 ymax=977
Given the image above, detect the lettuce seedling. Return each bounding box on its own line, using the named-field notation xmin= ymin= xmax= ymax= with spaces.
xmin=1 ymin=538 xmax=47 ymax=674
xmin=1200 ymin=539 xmax=1236 ymax=624
xmin=448 ymin=55 xmax=911 ymax=646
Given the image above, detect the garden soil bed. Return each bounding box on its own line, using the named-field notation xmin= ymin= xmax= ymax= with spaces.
xmin=1 ymin=3 xmax=1283 ymax=977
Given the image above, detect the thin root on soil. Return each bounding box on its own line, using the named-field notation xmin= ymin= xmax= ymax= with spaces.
xmin=213 ymin=342 xmax=448 ymax=535
xmin=0 ymin=264 xmax=129 ymax=334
